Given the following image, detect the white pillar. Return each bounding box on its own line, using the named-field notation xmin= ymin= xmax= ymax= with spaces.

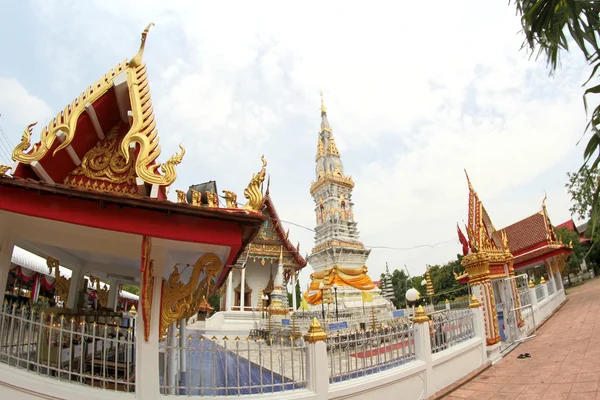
xmin=470 ymin=301 xmax=487 ymax=365
xmin=292 ymin=271 xmax=297 ymax=311
xmin=66 ymin=267 xmax=83 ymax=310
xmin=167 ymin=322 xmax=177 ymax=394
xmin=413 ymin=311 xmax=434 ymax=398
xmin=32 ymin=273 xmax=41 ymax=302
xmin=179 ymin=318 xmax=188 ymax=394
xmin=107 ymin=279 xmax=119 ymax=311
xmin=226 ymin=270 xmax=233 ymax=312
xmin=305 ymin=339 xmax=328 ymax=397
xmin=240 ymin=268 xmax=246 ymax=311
xmin=0 ymin=235 xmax=15 ymax=300
xmin=135 ymin=247 xmax=165 ymax=400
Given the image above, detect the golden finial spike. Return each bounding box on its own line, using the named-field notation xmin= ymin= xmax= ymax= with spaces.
xmin=464 ymin=169 xmax=474 ymax=192
xmin=320 ymin=90 xmax=327 ymax=114
xmin=279 ymin=245 xmax=283 ymax=262
xmin=129 ymin=22 xmax=155 ymax=68
xmin=542 ymin=191 xmax=547 ymax=209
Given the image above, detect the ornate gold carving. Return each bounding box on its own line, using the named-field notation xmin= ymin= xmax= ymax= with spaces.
xmin=412 ymin=305 xmax=429 ymax=324
xmin=206 ymin=191 xmax=218 ymax=208
xmin=0 ymin=165 xmax=11 ymax=177
xmin=47 ymin=257 xmax=70 ymax=305
xmin=468 ymin=295 xmax=481 ymax=308
xmin=304 ymin=317 xmax=327 ymax=343
xmin=320 ymin=90 xmax=327 ymax=115
xmin=159 ymin=254 xmax=222 ymax=340
xmin=128 ymin=23 xmax=154 ymax=68
xmin=327 ymin=136 xmax=340 ymax=156
xmin=176 ymin=190 xmax=187 ymax=204
xmin=540 ymin=277 xmax=546 ymax=284
xmin=120 ymin=57 xmax=185 ymax=186
xmin=312 ymin=239 xmax=365 ymax=253
xmin=64 ymin=124 xmax=136 ymax=193
xmin=316 ymin=139 xmax=325 ymax=160
xmin=188 ymin=190 xmax=200 ymax=206
xmin=310 ymin=173 xmax=354 ymax=195
xmin=140 ymin=236 xmax=154 ymax=342
xmin=92 ymin=277 xmax=109 ymax=308
xmin=242 ymin=156 xmax=267 ymax=212
xmin=13 ymin=63 xmax=128 ymax=164
xmin=223 ymin=190 xmax=238 ymax=208
xmin=461 ymin=252 xmax=491 ymax=285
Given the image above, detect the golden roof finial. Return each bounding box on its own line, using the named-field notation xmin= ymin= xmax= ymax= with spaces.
xmin=320 ymin=89 xmax=327 ymax=114
xmin=464 ymin=169 xmax=474 ymax=192
xmin=279 ymin=245 xmax=283 ymax=262
xmin=129 ymin=22 xmax=155 ymax=68
xmin=542 ymin=191 xmax=547 ymax=209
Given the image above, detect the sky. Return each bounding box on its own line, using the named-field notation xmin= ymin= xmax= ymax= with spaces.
xmin=0 ymin=1 xmax=594 ymax=291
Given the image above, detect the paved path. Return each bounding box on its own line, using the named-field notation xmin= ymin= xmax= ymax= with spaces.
xmin=445 ymin=277 xmax=600 ymax=399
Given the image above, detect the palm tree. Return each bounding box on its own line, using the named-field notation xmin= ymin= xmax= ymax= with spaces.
xmin=512 ymin=0 xmax=600 ymax=233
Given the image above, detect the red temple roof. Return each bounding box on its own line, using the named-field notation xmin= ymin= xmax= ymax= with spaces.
xmin=498 ymin=213 xmax=548 ymax=255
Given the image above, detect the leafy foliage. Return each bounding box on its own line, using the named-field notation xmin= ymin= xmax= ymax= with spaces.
xmin=512 ymin=0 xmax=600 ymax=237
xmin=209 ymin=293 xmax=220 ymax=312
xmin=122 ymin=285 xmax=140 ymax=296
xmin=556 ymin=227 xmax=585 ymax=275
xmin=566 ymin=163 xmax=600 ymax=220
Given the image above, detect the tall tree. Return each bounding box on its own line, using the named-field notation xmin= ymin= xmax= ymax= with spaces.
xmin=556 ymin=227 xmax=586 ymax=284
xmin=512 ymin=1 xmax=600 ymax=236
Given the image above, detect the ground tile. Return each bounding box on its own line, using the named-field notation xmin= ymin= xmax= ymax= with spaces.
xmin=572 ymin=382 xmax=600 ymax=393
xmin=448 ymin=389 xmax=475 ymax=398
xmin=568 ymin=392 xmax=597 ymax=400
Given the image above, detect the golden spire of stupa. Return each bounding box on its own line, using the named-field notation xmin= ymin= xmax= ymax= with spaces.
xmin=320 ymin=89 xmax=327 ymax=114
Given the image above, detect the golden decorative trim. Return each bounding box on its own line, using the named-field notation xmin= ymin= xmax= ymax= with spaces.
xmin=206 ymin=192 xmax=218 ymax=208
xmin=176 ymin=190 xmax=187 ymax=204
xmin=0 ymin=165 xmax=11 ymax=177
xmin=47 ymin=257 xmax=70 ymax=305
xmin=327 ymin=136 xmax=340 ymax=156
xmin=190 ymin=190 xmax=201 ymax=206
xmin=64 ymin=124 xmax=137 ymax=194
xmin=316 ymin=138 xmax=325 ymax=160
xmin=223 ymin=190 xmax=238 ymax=208
xmin=141 ymin=236 xmax=154 ymax=342
xmin=310 ymin=173 xmax=354 ymax=195
xmin=312 ymin=239 xmax=364 ymax=253
xmin=412 ymin=305 xmax=429 ymax=324
xmin=304 ymin=317 xmax=327 ymax=343
xmin=540 ymin=277 xmax=546 ymax=284
xmin=92 ymin=277 xmax=109 ymax=308
xmin=121 ymin=59 xmax=185 ymax=187
xmin=128 ymin=23 xmax=154 ymax=69
xmin=468 ymin=295 xmax=481 ymax=308
xmin=242 ymin=156 xmax=267 ymax=212
xmin=13 ymin=62 xmax=127 ymax=164
xmin=528 ymin=279 xmax=534 ymax=288
xmin=461 ymin=252 xmax=491 ymax=285
xmin=159 ymin=253 xmax=222 ymax=340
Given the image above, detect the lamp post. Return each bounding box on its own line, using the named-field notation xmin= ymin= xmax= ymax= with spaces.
xmin=332 ymin=283 xmax=339 ymax=322
xmin=262 ymin=294 xmax=268 ymax=318
xmin=319 ymin=282 xmax=325 ymax=320
xmin=421 ymin=278 xmax=428 ymax=305
xmin=406 ymin=288 xmax=419 ymax=317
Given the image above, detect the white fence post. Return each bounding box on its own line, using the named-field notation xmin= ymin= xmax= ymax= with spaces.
xmin=304 ymin=317 xmax=329 ymax=399
xmin=528 ymin=280 xmax=538 ymax=308
xmin=469 ymin=295 xmax=487 ymax=363
xmin=413 ymin=306 xmax=434 ymax=398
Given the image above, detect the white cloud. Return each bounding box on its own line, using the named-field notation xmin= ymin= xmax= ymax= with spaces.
xmin=7 ymin=0 xmax=592 ymax=289
xmin=0 ymin=77 xmax=52 ymax=131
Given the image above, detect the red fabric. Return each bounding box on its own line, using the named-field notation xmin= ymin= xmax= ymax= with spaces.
xmin=40 ymin=275 xmax=55 ymax=291
xmin=457 ymin=224 xmax=469 ymax=255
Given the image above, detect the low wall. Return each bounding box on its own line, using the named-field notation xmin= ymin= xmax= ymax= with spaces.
xmin=328 ymin=362 xmax=427 ymax=400
xmin=431 ymin=338 xmax=485 ymax=394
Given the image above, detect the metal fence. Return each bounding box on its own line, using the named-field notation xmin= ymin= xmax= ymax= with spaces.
xmin=546 ymin=281 xmax=555 ymax=296
xmin=429 ymin=309 xmax=475 ymax=354
xmin=326 ymin=322 xmax=416 ymax=383
xmin=160 ymin=334 xmax=307 ymax=396
xmin=0 ymin=303 xmax=135 ymax=392
xmin=535 ymin=285 xmax=545 ymax=302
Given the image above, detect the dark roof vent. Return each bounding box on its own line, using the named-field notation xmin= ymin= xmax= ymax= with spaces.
xmin=187 ymin=181 xmax=218 ymax=206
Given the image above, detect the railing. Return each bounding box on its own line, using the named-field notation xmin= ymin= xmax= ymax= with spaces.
xmin=546 ymin=281 xmax=555 ymax=296
xmin=0 ymin=303 xmax=135 ymax=392
xmin=326 ymin=322 xmax=416 ymax=383
xmin=160 ymin=334 xmax=307 ymax=396
xmin=429 ymin=309 xmax=475 ymax=354
xmin=449 ymin=298 xmax=470 ymax=310
xmin=535 ymin=285 xmax=545 ymax=301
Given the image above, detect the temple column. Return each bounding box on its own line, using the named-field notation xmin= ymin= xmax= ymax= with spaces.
xmin=135 ymin=246 xmax=165 ymax=400
xmin=66 ymin=267 xmax=83 ymax=310
xmin=291 ymin=269 xmax=297 ymax=311
xmin=226 ymin=270 xmax=233 ymax=311
xmin=179 ymin=318 xmax=188 ymax=393
xmin=32 ymin=273 xmax=41 ymax=302
xmin=240 ymin=267 xmax=246 ymax=311
xmin=462 ymin=253 xmax=501 ymax=363
xmin=0 ymin=234 xmax=15 ymax=301
xmin=107 ymin=279 xmax=119 ymax=311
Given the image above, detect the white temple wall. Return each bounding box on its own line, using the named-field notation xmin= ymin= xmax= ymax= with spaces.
xmin=230 ymin=260 xmax=280 ymax=310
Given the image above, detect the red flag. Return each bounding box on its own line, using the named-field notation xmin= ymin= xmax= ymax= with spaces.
xmin=457 ymin=223 xmax=469 ymax=255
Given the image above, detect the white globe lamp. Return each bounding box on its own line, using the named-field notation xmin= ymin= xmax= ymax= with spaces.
xmin=405 ymin=288 xmax=419 ymax=302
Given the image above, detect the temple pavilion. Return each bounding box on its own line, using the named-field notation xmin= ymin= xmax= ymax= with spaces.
xmin=222 ymin=193 xmax=307 ymax=310
xmin=303 ymin=93 xmax=392 ymax=317
xmin=0 ymin=24 xmax=270 ymax=399
xmin=455 ymin=172 xmax=569 ymax=360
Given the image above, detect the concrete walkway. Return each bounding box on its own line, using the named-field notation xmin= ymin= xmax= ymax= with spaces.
xmin=445 ymin=277 xmax=600 ymax=400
